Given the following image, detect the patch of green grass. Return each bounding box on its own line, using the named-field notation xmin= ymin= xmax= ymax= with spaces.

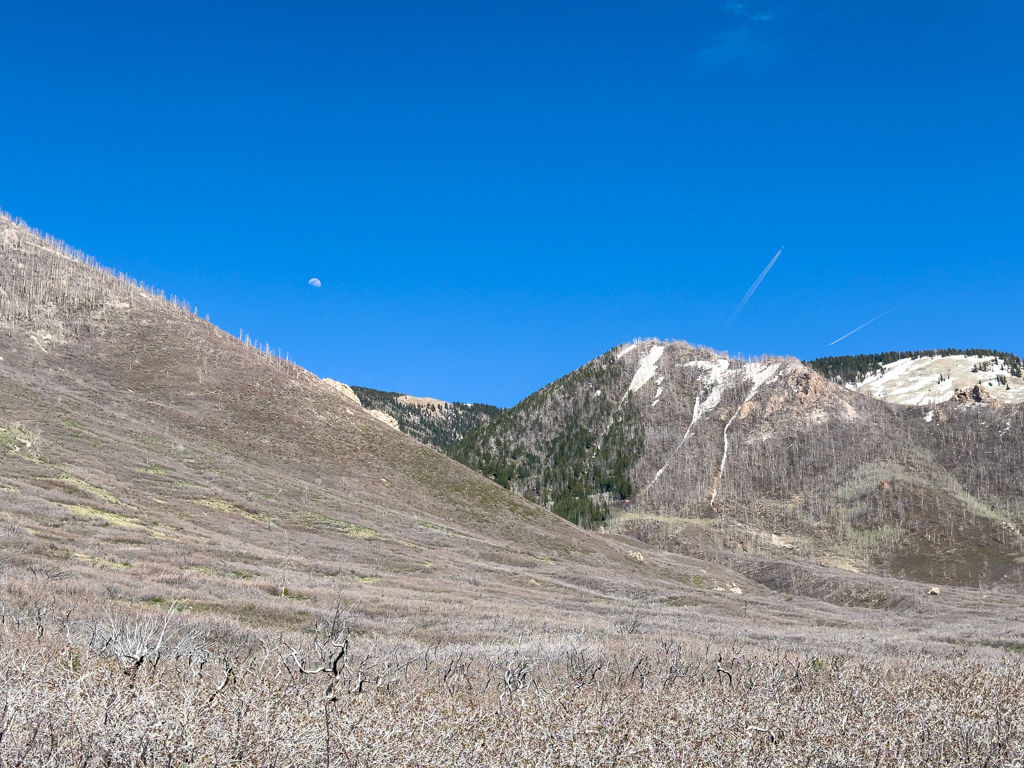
xmin=0 ymin=423 xmax=45 ymax=462
xmin=834 ymin=525 xmax=905 ymax=560
xmin=195 ymin=497 xmax=275 ymax=523
xmin=182 ymin=565 xmax=257 ymax=580
xmin=298 ymin=511 xmax=376 ymax=538
xmin=663 ymin=595 xmax=703 ymax=607
xmin=0 ymin=425 xmax=17 ymax=449
xmin=62 ymin=418 xmax=102 ymax=446
xmin=71 ymin=552 xmax=131 ymax=570
xmin=136 ymin=465 xmax=170 ymax=476
xmin=195 ymin=497 xmax=242 ymax=513
xmin=57 ymin=473 xmax=122 ymax=505
xmin=62 ymin=504 xmax=143 ymax=529
xmin=338 ymin=522 xmax=376 ymax=538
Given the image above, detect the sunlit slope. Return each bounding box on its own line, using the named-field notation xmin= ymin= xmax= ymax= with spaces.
xmin=452 ymin=339 xmax=1024 ymax=587
xmin=0 ymin=213 xmax=750 ymax=625
xmin=808 ymin=350 xmax=1024 ymax=406
xmin=850 ymin=355 xmax=1024 ymax=406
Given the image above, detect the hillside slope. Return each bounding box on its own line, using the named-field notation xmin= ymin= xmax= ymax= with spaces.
xmin=0 ymin=214 xmax=760 ymax=630
xmin=452 ymin=339 xmax=1024 ymax=587
xmin=809 ymin=349 xmax=1024 ymax=406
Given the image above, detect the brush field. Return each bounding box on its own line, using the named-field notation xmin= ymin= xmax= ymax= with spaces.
xmin=1 ymin=212 xmax=1023 ymax=766
xmin=3 ymin=576 xmax=1024 ymax=767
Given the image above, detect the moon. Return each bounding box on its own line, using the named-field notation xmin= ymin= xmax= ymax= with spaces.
xmin=308 ymin=278 xmax=321 ymax=288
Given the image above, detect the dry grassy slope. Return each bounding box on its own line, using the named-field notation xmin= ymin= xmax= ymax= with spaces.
xmin=0 ymin=214 xmax=789 ymax=633
xmin=454 ymin=339 xmax=1024 ymax=587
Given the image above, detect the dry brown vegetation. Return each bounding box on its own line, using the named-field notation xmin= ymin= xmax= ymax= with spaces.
xmin=2 ymin=577 xmax=1024 ymax=767
xmin=2 ymin=211 xmax=1024 ymax=766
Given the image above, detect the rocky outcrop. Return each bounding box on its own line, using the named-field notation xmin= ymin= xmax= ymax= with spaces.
xmin=368 ymin=409 xmax=400 ymax=430
xmin=323 ymin=379 xmax=400 ymax=429
xmin=790 ymin=370 xmax=826 ymax=404
xmin=953 ymin=384 xmax=997 ymax=405
xmin=322 ymin=378 xmax=361 ymax=405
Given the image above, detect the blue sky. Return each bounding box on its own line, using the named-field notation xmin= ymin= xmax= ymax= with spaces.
xmin=2 ymin=1 xmax=1022 ymax=406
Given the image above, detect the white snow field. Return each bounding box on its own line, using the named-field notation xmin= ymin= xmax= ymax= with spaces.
xmin=624 ymin=345 xmax=664 ymax=398
xmin=645 ymin=357 xmax=782 ymax=497
xmin=850 ymin=355 xmax=1024 ymax=406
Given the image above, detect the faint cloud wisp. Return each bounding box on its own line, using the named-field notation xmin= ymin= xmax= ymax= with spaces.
xmin=725 ymin=1 xmax=776 ymax=21
xmin=698 ymin=27 xmax=778 ymax=68
xmin=697 ymin=0 xmax=790 ymax=69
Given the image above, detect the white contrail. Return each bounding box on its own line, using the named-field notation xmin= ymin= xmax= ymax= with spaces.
xmin=729 ymin=248 xmax=783 ymax=322
xmin=829 ymin=307 xmax=897 ymax=346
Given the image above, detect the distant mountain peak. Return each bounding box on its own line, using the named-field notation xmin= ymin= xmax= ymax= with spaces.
xmin=447 ymin=338 xmax=1024 ymax=587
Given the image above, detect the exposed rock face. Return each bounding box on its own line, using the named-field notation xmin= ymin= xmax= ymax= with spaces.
xmin=322 ymin=379 xmax=361 ymax=405
xmin=790 ymin=370 xmax=826 ymax=405
xmin=398 ymin=394 xmax=449 ymax=408
xmin=953 ymin=384 xmax=997 ymax=405
xmin=368 ymin=409 xmax=401 ymax=430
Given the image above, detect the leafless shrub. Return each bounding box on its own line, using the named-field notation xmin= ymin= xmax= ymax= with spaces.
xmin=92 ymin=603 xmax=177 ymax=674
xmin=0 ymin=587 xmax=1020 ymax=767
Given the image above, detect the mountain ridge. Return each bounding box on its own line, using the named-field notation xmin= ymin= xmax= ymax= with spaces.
xmin=808 ymin=348 xmax=1024 ymax=385
xmin=447 ymin=338 xmax=1024 ymax=588
xmin=0 ymin=211 xmax=753 ymax=631
xmin=350 ymin=385 xmax=502 ymax=449
xmin=4 ymin=206 xmax=1023 ymax=601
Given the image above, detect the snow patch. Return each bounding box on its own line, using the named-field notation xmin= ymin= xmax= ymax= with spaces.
xmin=924 ymin=410 xmax=934 ymax=423
xmin=743 ymin=361 xmax=779 ymax=394
xmin=646 ymin=358 xmax=780 ymax=502
xmin=693 ymin=388 xmax=722 ymax=422
xmin=852 ymin=355 xmax=1024 ymax=406
xmin=615 ymin=343 xmax=637 ymax=359
xmin=684 ymin=358 xmax=731 ymax=384
xmin=625 ymin=345 xmax=664 ymax=398
xmin=710 ymin=362 xmax=780 ymax=506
